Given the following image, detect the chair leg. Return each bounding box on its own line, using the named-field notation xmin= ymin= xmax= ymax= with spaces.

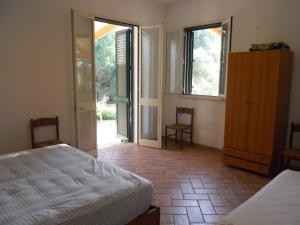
xmin=180 ymin=131 xmax=183 ymax=150
xmin=175 ymin=131 xmax=178 ymax=143
xmin=281 ymin=153 xmax=287 ymax=171
xmin=280 ymin=154 xmax=284 ymax=170
xmin=190 ymin=130 xmax=193 ymax=145
xmin=287 ymin=157 xmax=290 ymax=167
xmin=165 ymin=127 xmax=168 ymax=147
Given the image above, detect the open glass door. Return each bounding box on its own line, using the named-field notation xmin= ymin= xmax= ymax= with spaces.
xmin=139 ymin=25 xmax=164 ymax=148
xmin=71 ymin=10 xmax=97 ymax=151
xmin=116 ymin=28 xmax=132 ymax=142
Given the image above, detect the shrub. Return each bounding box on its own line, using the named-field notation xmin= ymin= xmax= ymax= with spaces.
xmin=96 ymin=105 xmax=116 ymax=120
xmin=102 ymin=110 xmax=116 ymax=120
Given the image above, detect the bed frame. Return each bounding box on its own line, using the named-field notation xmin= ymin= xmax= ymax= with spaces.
xmin=126 ymin=206 xmax=160 ymax=225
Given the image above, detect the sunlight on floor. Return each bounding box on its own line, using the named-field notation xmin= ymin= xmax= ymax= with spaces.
xmin=97 ymin=120 xmax=123 ymax=149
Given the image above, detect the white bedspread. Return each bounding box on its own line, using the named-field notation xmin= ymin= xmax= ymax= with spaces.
xmin=219 ymin=169 xmax=300 ymax=225
xmin=0 ymin=144 xmax=153 ymax=225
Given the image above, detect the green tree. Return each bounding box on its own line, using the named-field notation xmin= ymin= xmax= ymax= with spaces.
xmin=192 ymin=29 xmax=221 ymax=96
xmin=95 ymin=30 xmax=117 ymax=102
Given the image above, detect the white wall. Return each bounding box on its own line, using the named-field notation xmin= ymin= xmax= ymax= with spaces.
xmin=0 ymin=0 xmax=166 ymax=154
xmin=164 ymin=0 xmax=300 ymax=149
xmin=163 ymin=94 xmax=226 ymax=148
xmin=1 ymin=0 xmax=299 ymax=153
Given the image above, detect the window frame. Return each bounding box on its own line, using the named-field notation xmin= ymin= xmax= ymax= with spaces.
xmin=183 ymin=20 xmax=231 ymax=97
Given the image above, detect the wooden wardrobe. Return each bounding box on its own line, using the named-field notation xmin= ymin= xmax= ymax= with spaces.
xmin=222 ymin=50 xmax=293 ymax=176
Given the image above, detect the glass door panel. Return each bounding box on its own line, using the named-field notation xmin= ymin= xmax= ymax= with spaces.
xmin=141 ymin=28 xmax=159 ymax=99
xmin=139 ymin=25 xmax=163 ymax=148
xmin=141 ymin=106 xmax=158 ymax=140
xmin=72 ymin=10 xmax=96 ymax=151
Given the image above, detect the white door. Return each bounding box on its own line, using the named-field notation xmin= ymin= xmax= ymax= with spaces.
xmin=139 ymin=25 xmax=164 ymax=148
xmin=71 ymin=10 xmax=97 ymax=151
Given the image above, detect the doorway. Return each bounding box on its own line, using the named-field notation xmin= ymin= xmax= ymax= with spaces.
xmin=72 ymin=11 xmax=163 ymax=151
xmin=94 ymin=19 xmax=133 ymax=149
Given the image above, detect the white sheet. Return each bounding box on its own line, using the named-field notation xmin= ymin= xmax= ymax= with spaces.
xmin=0 ymin=144 xmax=153 ymax=225
xmin=219 ymin=169 xmax=300 ymax=225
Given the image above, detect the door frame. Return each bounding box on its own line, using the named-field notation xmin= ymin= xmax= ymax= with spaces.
xmin=72 ymin=11 xmax=166 ymax=149
xmin=94 ymin=17 xmax=137 ymax=143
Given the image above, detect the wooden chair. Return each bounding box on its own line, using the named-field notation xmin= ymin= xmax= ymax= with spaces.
xmin=165 ymin=107 xmax=194 ymax=150
xmin=282 ymin=122 xmax=300 ymax=167
xmin=30 ymin=116 xmax=63 ymax=149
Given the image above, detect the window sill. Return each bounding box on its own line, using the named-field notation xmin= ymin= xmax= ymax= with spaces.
xmin=180 ymin=94 xmax=226 ymax=101
xmin=164 ymin=92 xmax=226 ymax=101
xmin=164 ymin=91 xmax=182 ymax=95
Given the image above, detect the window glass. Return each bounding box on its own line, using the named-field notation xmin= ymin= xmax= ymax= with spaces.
xmin=184 ymin=19 xmax=232 ymax=97
xmin=165 ymin=31 xmax=182 ymax=93
xmin=191 ymin=27 xmax=221 ymax=96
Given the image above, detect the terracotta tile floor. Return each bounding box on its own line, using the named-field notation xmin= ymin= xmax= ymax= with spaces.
xmin=89 ymin=142 xmax=270 ymax=225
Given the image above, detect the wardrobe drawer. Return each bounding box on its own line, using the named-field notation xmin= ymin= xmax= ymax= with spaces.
xmin=223 ymin=148 xmax=271 ymax=165
xmin=222 ymin=155 xmax=269 ymax=176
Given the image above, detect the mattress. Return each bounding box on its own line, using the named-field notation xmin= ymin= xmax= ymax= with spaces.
xmin=219 ymin=169 xmax=300 ymax=225
xmin=0 ymin=144 xmax=153 ymax=225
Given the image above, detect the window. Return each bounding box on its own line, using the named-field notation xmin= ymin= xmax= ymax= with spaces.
xmin=184 ymin=19 xmax=232 ymax=96
xmin=165 ymin=30 xmax=183 ymax=93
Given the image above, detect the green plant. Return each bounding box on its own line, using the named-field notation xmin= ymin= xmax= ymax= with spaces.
xmin=96 ymin=105 xmax=116 ymax=120
xmin=95 ymin=30 xmax=117 ymax=102
xmin=101 ymin=110 xmax=116 ymax=120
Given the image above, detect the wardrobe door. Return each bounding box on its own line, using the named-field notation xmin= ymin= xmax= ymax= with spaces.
xmin=246 ymin=51 xmax=281 ymax=156
xmin=224 ymin=53 xmax=251 ymax=150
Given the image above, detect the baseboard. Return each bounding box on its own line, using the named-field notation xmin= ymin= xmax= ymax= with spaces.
xmin=162 ymin=135 xmax=221 ymax=151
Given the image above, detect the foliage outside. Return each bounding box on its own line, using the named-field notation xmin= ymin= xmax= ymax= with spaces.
xmin=96 ymin=103 xmax=116 ymax=120
xmin=95 ymin=30 xmax=117 ymax=103
xmin=191 ymin=28 xmax=221 ymax=96
xmin=95 ymin=28 xmax=118 ymax=121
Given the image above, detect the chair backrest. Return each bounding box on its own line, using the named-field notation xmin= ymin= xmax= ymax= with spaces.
xmin=289 ymin=122 xmax=300 ymax=148
xmin=176 ymin=107 xmax=194 ymax=127
xmin=30 ymin=117 xmax=59 ymax=148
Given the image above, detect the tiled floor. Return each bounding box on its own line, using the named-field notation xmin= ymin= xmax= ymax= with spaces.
xmin=89 ymin=142 xmax=269 ymax=225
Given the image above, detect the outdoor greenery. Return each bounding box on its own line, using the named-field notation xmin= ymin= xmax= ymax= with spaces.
xmin=191 ymin=28 xmax=221 ymax=96
xmin=95 ymin=29 xmax=118 ymax=121
xmin=96 ymin=103 xmax=116 ymax=120
xmin=95 ymin=31 xmax=117 ymax=103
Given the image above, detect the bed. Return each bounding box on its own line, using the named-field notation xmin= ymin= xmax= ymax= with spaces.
xmin=218 ymin=169 xmax=300 ymax=225
xmin=0 ymin=144 xmax=159 ymax=225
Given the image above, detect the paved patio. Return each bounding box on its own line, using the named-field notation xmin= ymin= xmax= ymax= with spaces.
xmin=97 ymin=120 xmax=122 ymax=149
